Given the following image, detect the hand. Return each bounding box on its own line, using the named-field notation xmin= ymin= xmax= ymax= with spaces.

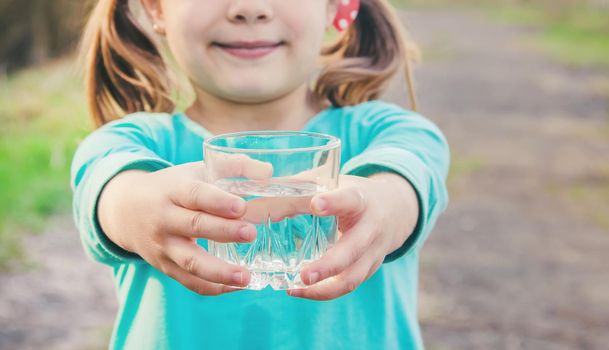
xmin=97 ymin=155 xmax=272 ymax=296
xmin=287 ymin=172 xmax=419 ymax=301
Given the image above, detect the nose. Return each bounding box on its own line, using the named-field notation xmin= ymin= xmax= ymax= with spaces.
xmin=227 ymin=0 xmax=274 ymax=25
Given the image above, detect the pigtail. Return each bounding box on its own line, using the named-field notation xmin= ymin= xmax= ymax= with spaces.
xmin=79 ymin=0 xmax=174 ymax=127
xmin=314 ymin=0 xmax=420 ymax=111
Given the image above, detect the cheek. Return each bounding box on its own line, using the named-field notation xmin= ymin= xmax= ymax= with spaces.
xmin=283 ymin=2 xmax=328 ymax=46
xmin=163 ymin=5 xmax=218 ymax=76
xmin=282 ymin=11 xmax=327 ymax=73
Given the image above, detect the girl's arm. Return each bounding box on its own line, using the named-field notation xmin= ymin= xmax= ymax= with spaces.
xmin=340 ymin=102 xmax=450 ymax=262
xmin=71 ymin=116 xmax=174 ymax=264
xmin=71 ymin=115 xmax=266 ymax=295
xmin=289 ymin=102 xmax=449 ymax=300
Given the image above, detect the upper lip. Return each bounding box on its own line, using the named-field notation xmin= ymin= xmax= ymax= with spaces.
xmin=212 ymin=40 xmax=284 ymax=49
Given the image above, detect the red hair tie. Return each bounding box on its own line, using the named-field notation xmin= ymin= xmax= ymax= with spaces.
xmin=333 ymin=0 xmax=361 ymax=32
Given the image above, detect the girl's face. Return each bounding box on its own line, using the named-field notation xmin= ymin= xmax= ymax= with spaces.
xmin=142 ymin=0 xmax=338 ymax=104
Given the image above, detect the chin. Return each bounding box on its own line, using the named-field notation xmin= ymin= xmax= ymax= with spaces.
xmin=221 ymin=84 xmax=286 ymax=103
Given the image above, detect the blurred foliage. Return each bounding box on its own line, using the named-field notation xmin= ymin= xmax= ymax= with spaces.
xmin=0 ymin=59 xmax=91 ymax=268
xmin=0 ymin=0 xmax=94 ymax=73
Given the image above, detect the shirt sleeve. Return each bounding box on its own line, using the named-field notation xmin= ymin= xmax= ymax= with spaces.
xmin=70 ymin=116 xmax=174 ymax=266
xmin=340 ymin=102 xmax=450 ymax=263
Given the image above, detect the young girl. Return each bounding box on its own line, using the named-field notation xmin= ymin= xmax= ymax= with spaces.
xmin=72 ymin=0 xmax=449 ymax=348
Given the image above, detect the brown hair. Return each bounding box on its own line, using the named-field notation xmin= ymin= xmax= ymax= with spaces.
xmin=80 ymin=0 xmax=174 ymax=127
xmin=314 ymin=0 xmax=420 ymax=111
xmin=80 ymin=0 xmax=419 ymax=127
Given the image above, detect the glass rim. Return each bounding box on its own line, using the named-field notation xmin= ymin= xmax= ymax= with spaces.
xmin=203 ymin=130 xmax=341 ymax=154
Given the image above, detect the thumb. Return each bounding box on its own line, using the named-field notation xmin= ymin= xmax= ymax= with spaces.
xmin=311 ymin=186 xmax=367 ymax=217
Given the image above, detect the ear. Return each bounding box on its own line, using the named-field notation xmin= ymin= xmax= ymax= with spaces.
xmin=140 ymin=0 xmax=166 ymax=34
xmin=325 ymin=0 xmax=339 ymax=31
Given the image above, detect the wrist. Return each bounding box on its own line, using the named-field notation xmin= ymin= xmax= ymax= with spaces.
xmin=369 ymin=171 xmax=420 ymax=252
xmin=97 ymin=170 xmax=149 ymax=253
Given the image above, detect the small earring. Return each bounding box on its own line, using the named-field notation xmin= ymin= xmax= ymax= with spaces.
xmin=153 ymin=23 xmax=164 ymax=34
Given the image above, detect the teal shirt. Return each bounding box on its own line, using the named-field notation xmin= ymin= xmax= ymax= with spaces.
xmin=71 ymin=100 xmax=449 ymax=350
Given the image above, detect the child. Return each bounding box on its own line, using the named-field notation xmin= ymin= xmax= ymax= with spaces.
xmin=72 ymin=0 xmax=449 ymax=348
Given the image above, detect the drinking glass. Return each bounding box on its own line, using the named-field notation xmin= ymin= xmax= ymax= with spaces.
xmin=203 ymin=131 xmax=341 ymax=290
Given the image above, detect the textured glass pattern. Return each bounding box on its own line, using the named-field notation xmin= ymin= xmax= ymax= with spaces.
xmin=209 ymin=179 xmax=338 ymax=290
xmin=204 ymin=132 xmax=341 ymax=290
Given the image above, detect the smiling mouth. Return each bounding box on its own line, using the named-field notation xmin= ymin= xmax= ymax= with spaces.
xmin=212 ymin=41 xmax=285 ymax=59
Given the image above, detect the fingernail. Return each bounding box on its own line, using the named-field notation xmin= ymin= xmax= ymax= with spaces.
xmin=238 ymin=226 xmax=252 ymax=241
xmin=288 ymin=289 xmax=301 ymax=297
xmin=308 ymin=272 xmax=319 ymax=284
xmin=232 ymin=271 xmax=243 ymax=285
xmin=313 ymin=198 xmax=327 ymax=212
xmin=232 ymin=200 xmax=245 ymax=214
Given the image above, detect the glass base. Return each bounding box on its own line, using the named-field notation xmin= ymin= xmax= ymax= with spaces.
xmin=246 ymin=270 xmax=307 ymax=290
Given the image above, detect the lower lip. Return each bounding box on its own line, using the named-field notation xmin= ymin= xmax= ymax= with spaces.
xmin=214 ymin=44 xmax=282 ymax=59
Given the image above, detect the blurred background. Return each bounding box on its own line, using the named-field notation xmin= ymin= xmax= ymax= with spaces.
xmin=1 ymin=0 xmax=608 ymax=349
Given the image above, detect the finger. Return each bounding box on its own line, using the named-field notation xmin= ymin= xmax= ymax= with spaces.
xmin=206 ymin=153 xmax=273 ymax=180
xmin=161 ymin=258 xmax=243 ymax=296
xmin=172 ymin=180 xmax=248 ymax=219
xmin=287 ymin=251 xmax=379 ymax=301
xmin=168 ymin=207 xmax=257 ymax=243
xmin=171 ymin=161 xmax=210 ymax=181
xmin=310 ymin=186 xmax=367 ymax=217
xmin=273 ymin=166 xmax=323 ymax=183
xmin=241 ymin=196 xmax=312 ymax=224
xmin=273 ymin=151 xmax=339 ymax=187
xmin=299 ymin=218 xmax=378 ymax=285
xmin=164 ymin=236 xmax=251 ymax=287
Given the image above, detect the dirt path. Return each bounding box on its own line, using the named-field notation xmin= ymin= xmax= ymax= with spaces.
xmin=1 ymin=8 xmax=608 ymax=350
xmin=388 ymin=9 xmax=609 ymax=350
xmin=0 ymin=217 xmax=116 ymax=350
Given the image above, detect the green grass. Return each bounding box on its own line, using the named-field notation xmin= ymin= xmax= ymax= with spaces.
xmin=0 ymin=58 xmax=91 ymax=269
xmin=391 ymin=0 xmax=609 ymax=68
xmin=492 ymin=6 xmax=609 ymax=68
